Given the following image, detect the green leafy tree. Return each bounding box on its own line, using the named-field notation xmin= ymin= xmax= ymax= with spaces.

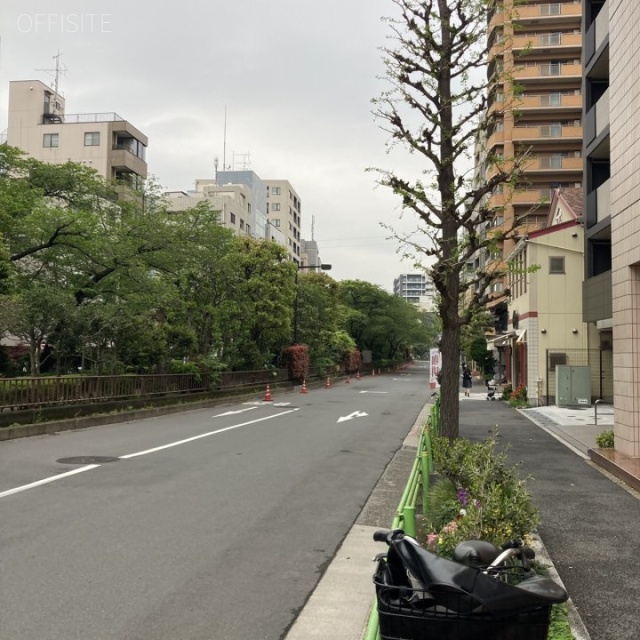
xmin=371 ymin=1 xmax=528 ymax=437
xmin=337 ymin=280 xmax=431 ymax=363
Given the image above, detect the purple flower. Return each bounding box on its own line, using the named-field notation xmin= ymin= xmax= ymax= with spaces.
xmin=457 ymin=488 xmax=469 ymax=506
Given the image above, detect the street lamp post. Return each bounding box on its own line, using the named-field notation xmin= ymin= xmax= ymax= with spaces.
xmin=293 ymin=263 xmax=332 ymax=344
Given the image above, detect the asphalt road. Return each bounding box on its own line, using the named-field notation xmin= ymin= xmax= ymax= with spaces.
xmin=0 ymin=367 xmax=430 ymax=640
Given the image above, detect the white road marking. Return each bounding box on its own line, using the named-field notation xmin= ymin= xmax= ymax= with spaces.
xmin=0 ymin=465 xmax=100 ymax=500
xmin=212 ymin=407 xmax=258 ymax=417
xmin=120 ymin=409 xmax=300 ymax=459
xmin=1 ymin=409 xmax=300 ymax=499
xmin=337 ymin=411 xmax=368 ymax=423
xmin=359 ymin=391 xmax=388 ymax=394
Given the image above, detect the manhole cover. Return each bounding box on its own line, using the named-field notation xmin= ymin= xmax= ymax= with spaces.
xmin=57 ymin=456 xmax=120 ymax=465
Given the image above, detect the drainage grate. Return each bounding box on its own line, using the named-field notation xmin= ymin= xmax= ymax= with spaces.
xmin=57 ymin=456 xmax=120 ymax=465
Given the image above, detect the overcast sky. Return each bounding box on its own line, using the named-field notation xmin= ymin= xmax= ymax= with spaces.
xmin=0 ymin=0 xmax=431 ymax=290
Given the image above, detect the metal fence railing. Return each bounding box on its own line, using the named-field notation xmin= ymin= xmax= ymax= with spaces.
xmin=363 ymin=396 xmax=440 ymax=640
xmin=0 ymin=370 xmax=290 ymax=412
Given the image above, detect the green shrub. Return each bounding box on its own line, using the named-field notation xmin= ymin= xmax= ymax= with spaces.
xmin=501 ymin=383 xmax=513 ymax=401
xmin=596 ymin=429 xmax=614 ymax=449
xmin=425 ymin=431 xmax=539 ymax=558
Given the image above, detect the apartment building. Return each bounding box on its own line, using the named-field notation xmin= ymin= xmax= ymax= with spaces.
xmin=164 ymin=181 xmax=279 ymax=244
xmin=393 ymin=273 xmax=436 ymax=311
xmin=583 ymin=0 xmax=640 ymax=463
xmin=6 ymin=80 xmax=147 ymax=188
xmin=482 ymin=0 xmax=584 ymax=356
xmin=264 ymin=179 xmax=303 ymax=264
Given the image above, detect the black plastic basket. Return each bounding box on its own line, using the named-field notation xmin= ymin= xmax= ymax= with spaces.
xmin=375 ymin=580 xmax=552 ymax=640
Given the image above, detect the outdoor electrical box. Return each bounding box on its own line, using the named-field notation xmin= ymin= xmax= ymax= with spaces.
xmin=555 ymin=366 xmax=591 ymax=407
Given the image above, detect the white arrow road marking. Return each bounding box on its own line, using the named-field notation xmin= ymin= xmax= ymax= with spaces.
xmin=359 ymin=391 xmax=388 ymax=394
xmin=212 ymin=407 xmax=258 ymax=417
xmin=337 ymin=411 xmax=368 ymax=423
xmin=273 ymin=402 xmax=291 ymax=407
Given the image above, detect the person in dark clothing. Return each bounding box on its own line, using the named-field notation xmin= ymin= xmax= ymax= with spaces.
xmin=462 ymin=366 xmax=472 ymax=397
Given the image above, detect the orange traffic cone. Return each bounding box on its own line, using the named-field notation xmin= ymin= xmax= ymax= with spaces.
xmin=301 ymin=379 xmax=307 ymax=394
xmin=345 ymin=375 xmax=351 ymax=384
xmin=264 ymin=384 xmax=272 ymax=401
xmin=356 ymin=371 xmax=361 ymax=381
xmin=325 ymin=377 xmax=332 ymax=389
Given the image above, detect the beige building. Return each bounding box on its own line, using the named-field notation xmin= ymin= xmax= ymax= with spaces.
xmin=6 ymin=80 xmax=147 ymax=187
xmin=164 ymin=181 xmax=286 ymax=246
xmin=506 ymin=189 xmax=607 ymax=404
xmin=265 ymin=179 xmax=303 ymax=264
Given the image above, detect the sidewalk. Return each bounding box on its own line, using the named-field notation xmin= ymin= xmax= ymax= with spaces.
xmin=284 ymin=396 xmax=640 ymax=640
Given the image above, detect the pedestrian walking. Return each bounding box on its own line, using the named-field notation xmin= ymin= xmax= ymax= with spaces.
xmin=462 ymin=366 xmax=472 ymax=397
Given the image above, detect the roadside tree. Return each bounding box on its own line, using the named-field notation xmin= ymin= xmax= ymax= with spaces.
xmin=372 ymin=0 xmax=528 ymax=437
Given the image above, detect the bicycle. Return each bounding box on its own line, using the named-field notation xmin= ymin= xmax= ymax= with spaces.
xmin=372 ymin=529 xmax=568 ymax=640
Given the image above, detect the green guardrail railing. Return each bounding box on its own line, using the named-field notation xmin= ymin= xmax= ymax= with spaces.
xmin=363 ymin=396 xmax=440 ymax=640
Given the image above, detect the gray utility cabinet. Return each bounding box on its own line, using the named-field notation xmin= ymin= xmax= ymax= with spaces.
xmin=555 ymin=365 xmax=591 ymax=407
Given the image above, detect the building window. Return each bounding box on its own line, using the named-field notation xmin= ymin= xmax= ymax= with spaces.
xmin=549 ymin=256 xmax=565 ymax=273
xmin=43 ymin=133 xmax=59 ymax=148
xmin=230 ymin=213 xmax=236 ymax=224
xmin=272 ymin=203 xmax=280 ymax=212
xmin=548 ymin=352 xmax=567 ymax=370
xmin=84 ymin=132 xmax=100 ymax=146
xmin=272 ymin=187 xmax=281 ymax=196
xmin=273 ymin=219 xmax=280 ymax=227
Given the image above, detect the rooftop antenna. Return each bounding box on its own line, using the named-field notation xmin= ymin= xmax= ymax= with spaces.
xmin=223 ymin=105 xmax=227 ymax=170
xmin=311 ymin=215 xmax=315 ymax=241
xmin=214 ymin=156 xmax=219 ymax=180
xmin=36 ymin=50 xmax=67 ymax=106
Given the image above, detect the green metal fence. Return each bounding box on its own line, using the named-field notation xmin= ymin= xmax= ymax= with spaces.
xmin=363 ymin=396 xmax=440 ymax=640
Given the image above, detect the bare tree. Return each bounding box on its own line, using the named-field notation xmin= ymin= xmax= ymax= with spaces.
xmin=372 ymin=0 xmax=528 ymax=438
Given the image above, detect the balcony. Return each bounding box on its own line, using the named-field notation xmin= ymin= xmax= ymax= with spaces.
xmin=517 ymin=92 xmax=582 ymax=112
xmin=488 ymin=8 xmax=505 ymax=33
xmin=486 ymin=129 xmax=505 ymax=149
xmin=512 ymin=188 xmax=555 ymax=206
xmin=513 ymin=62 xmax=582 ymax=82
xmin=513 ymin=32 xmax=582 ymax=54
xmin=512 ymin=123 xmax=582 ymax=143
xmin=515 ymin=2 xmax=582 ymax=25
xmin=523 ymin=155 xmax=583 ymax=172
xmin=586 ymin=179 xmax=611 ymax=227
xmin=110 ymin=149 xmax=147 ymax=179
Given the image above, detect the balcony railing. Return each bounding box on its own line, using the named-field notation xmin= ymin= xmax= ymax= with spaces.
xmin=61 ymin=112 xmax=125 ymax=124
xmin=515 ymin=2 xmax=582 ymax=22
xmin=587 ymin=179 xmax=611 ymax=226
xmin=513 ymin=63 xmax=582 ymax=80
xmin=513 ymin=32 xmax=582 ymax=50
xmin=512 ymin=188 xmax=555 ymax=205
xmin=518 ymin=93 xmax=582 ymax=110
xmin=524 ymin=155 xmax=583 ymax=171
xmin=512 ymin=124 xmax=582 ymax=141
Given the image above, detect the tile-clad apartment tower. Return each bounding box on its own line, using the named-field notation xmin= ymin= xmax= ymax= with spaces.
xmin=485 ymin=1 xmax=583 ymax=285
xmin=583 ymin=0 xmax=640 ymax=460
